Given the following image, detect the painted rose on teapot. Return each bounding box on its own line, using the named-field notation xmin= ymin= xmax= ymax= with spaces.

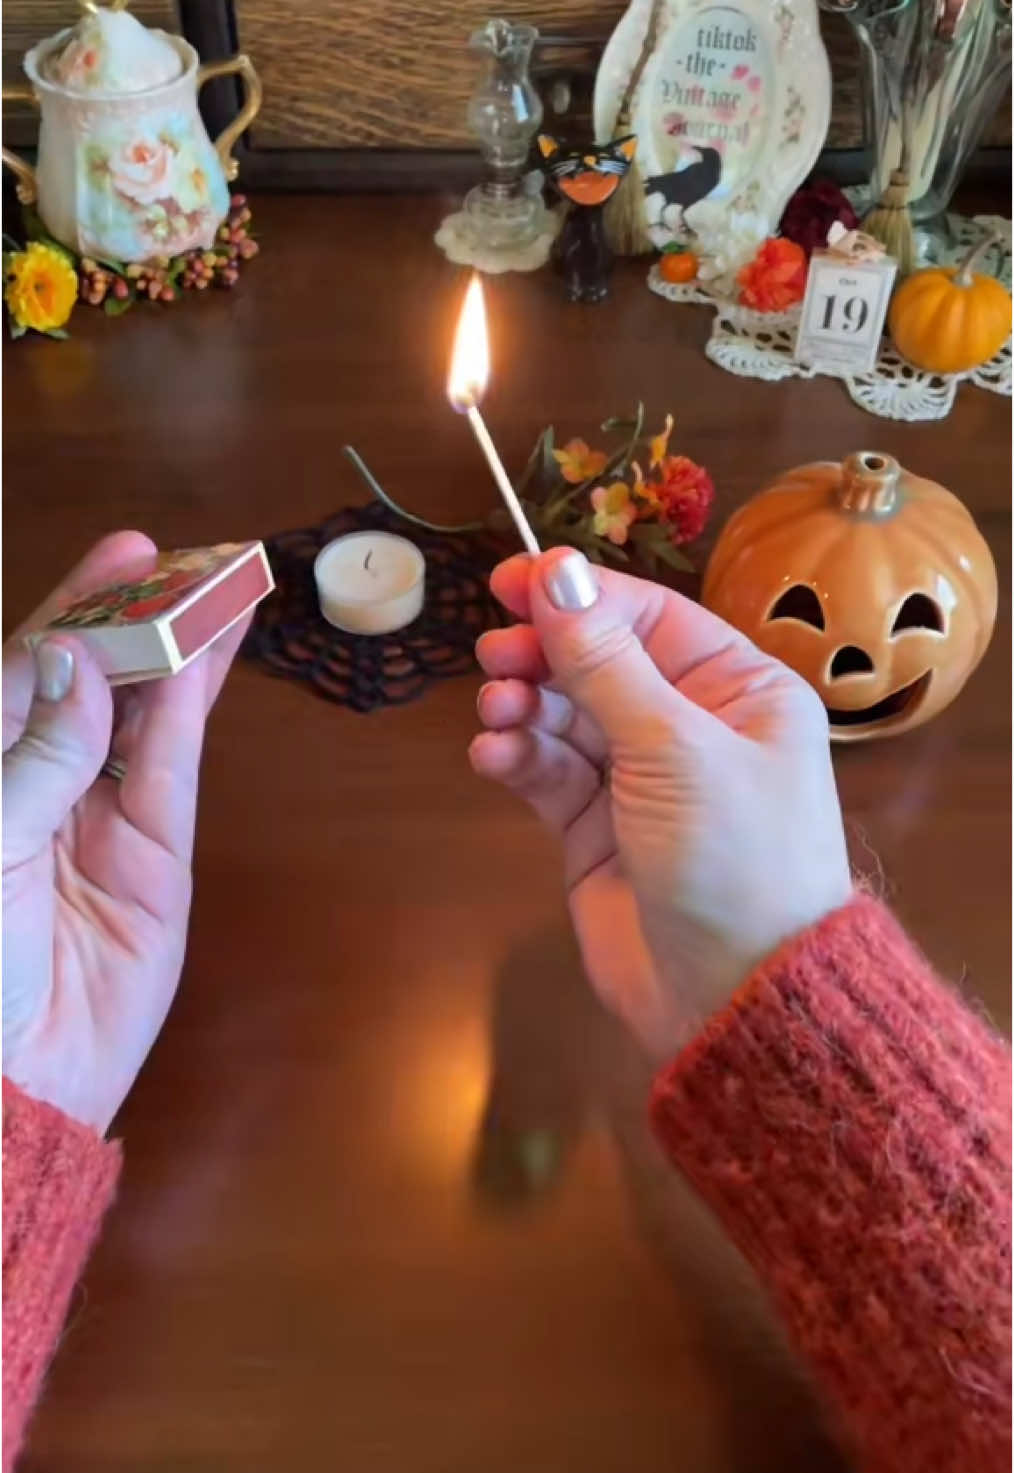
xmin=2 ymin=2 xmax=260 ymax=264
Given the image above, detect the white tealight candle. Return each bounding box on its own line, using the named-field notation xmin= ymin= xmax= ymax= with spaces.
xmin=314 ymin=531 xmax=425 ymax=635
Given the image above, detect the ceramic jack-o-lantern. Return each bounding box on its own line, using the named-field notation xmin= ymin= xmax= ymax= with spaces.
xmin=702 ymin=451 xmax=997 ymax=742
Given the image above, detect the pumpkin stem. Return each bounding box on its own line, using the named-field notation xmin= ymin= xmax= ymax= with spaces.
xmin=954 ymin=231 xmax=999 ymax=288
xmin=838 ymin=452 xmax=901 ymax=517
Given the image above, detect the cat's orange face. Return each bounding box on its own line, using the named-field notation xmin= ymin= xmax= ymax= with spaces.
xmin=539 ymin=135 xmax=637 ymax=208
xmin=557 ymin=168 xmax=620 ymax=206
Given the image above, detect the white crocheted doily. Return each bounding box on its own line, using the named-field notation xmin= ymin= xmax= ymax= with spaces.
xmin=435 ymin=207 xmax=560 ymax=275
xmin=647 ymin=214 xmax=1012 ymax=421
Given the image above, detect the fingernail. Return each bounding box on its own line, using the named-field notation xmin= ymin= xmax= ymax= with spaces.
xmin=35 ymin=642 xmax=74 ymax=703
xmin=477 ymin=680 xmax=495 ymax=709
xmin=544 ymin=551 xmax=598 ymax=612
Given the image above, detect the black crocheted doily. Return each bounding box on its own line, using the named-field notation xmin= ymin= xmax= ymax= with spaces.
xmin=243 ymin=503 xmax=511 ymax=712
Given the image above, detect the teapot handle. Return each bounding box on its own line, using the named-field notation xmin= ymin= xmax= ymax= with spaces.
xmin=197 ymin=54 xmax=262 ymax=183
xmin=1 ymin=85 xmax=39 ymax=205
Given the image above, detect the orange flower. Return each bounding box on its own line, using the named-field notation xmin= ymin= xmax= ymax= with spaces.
xmin=737 ymin=237 xmax=808 ymax=312
xmin=654 ymin=456 xmax=715 ymax=544
xmin=590 ymin=482 xmax=638 ymax=545
xmin=648 ymin=414 xmax=674 ymax=468
xmin=553 ymin=438 xmax=608 ymax=484
xmin=630 ymin=459 xmax=661 ymax=518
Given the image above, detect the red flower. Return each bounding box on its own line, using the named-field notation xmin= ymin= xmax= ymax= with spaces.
xmin=655 ymin=455 xmax=715 ymax=545
xmin=122 ymin=592 xmax=178 ymax=621
xmin=737 ymin=237 xmax=808 ymax=312
xmin=779 ymin=177 xmax=859 ymax=258
xmin=162 ymin=569 xmax=200 ymax=593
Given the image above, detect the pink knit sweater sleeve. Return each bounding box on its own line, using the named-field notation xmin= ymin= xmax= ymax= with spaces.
xmin=2 ymin=1078 xmax=120 ymax=1473
xmin=652 ymin=896 xmax=1012 ymax=1473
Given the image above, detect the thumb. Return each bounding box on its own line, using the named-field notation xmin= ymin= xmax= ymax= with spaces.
xmin=3 ymin=639 xmax=113 ymax=866
xmin=530 ymin=548 xmax=701 ymax=752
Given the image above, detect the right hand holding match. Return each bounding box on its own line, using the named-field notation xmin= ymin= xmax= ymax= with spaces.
xmin=471 ymin=549 xmax=853 ymax=1057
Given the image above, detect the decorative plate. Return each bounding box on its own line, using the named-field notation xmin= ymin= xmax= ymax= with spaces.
xmin=593 ymin=0 xmax=831 ymax=249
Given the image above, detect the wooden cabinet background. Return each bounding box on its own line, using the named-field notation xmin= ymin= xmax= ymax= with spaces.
xmin=3 ymin=0 xmax=1009 ymax=184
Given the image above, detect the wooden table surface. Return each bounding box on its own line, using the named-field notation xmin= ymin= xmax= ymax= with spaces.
xmin=4 ymin=195 xmax=1010 ymax=1473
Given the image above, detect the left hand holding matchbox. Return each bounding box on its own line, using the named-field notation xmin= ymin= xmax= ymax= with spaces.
xmin=25 ymin=541 xmax=274 ymax=684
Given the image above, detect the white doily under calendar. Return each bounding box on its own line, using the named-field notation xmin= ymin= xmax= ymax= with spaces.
xmin=647 ymin=214 xmax=1012 ymax=421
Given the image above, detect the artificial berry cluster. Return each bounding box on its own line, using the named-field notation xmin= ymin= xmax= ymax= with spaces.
xmin=76 ymin=195 xmax=259 ymax=313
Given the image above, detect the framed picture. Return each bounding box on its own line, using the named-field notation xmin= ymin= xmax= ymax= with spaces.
xmin=593 ymin=0 xmax=831 ymax=247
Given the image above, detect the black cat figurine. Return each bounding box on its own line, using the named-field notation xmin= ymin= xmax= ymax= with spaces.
xmin=538 ymin=133 xmax=637 ymax=304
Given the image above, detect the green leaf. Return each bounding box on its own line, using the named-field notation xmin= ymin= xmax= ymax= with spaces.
xmin=601 ymin=542 xmax=630 ymax=564
xmin=8 ymin=317 xmax=27 ymax=339
xmin=44 ymin=327 xmax=69 ymax=339
xmin=515 ymin=427 xmax=552 ymax=498
xmin=516 ymin=426 xmax=561 ymax=506
xmin=94 ymin=255 xmax=124 ymax=273
xmin=21 ymin=206 xmax=46 ymax=240
xmin=600 ymin=414 xmax=638 ymax=433
xmin=626 ymin=523 xmax=662 ymax=546
xmin=2 ymin=234 xmax=23 ymax=255
xmin=651 ymin=540 xmax=695 ymax=573
xmin=103 ymin=293 xmax=134 ymax=317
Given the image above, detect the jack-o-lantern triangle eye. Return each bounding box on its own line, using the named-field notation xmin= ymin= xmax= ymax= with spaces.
xmin=768 ymin=585 xmax=824 ymax=629
xmin=891 ymin=593 xmax=944 ymax=633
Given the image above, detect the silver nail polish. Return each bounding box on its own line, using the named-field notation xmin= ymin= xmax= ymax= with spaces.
xmin=35 ymin=643 xmax=74 ymax=703
xmin=544 ymin=552 xmax=598 ymax=612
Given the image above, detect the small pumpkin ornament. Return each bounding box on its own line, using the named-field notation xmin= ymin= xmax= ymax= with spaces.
xmin=659 ymin=245 xmax=699 ymax=284
xmin=888 ymin=234 xmax=1012 ymax=375
xmin=702 ymin=451 xmax=997 ymax=742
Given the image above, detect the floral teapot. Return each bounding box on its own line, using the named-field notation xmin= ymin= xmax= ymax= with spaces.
xmin=1 ymin=1 xmax=261 ymax=264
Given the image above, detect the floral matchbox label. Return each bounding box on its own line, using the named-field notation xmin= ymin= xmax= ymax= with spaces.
xmin=27 ymin=541 xmax=274 ymax=684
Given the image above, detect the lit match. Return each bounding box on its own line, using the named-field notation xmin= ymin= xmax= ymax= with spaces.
xmin=447 ymin=274 xmax=540 ymax=557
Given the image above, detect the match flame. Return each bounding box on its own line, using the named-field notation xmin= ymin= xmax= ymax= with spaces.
xmin=447 ymin=273 xmax=489 ymax=412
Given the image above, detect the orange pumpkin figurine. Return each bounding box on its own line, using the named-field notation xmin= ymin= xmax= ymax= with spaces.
xmin=702 ymin=451 xmax=997 ymax=742
xmin=658 ymin=246 xmax=699 ymax=284
xmin=888 ymin=234 xmax=1012 ymax=375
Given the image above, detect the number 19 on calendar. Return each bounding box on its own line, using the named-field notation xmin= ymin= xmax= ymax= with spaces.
xmin=819 ymin=292 xmax=869 ymax=333
xmin=795 ymin=251 xmax=897 ymax=374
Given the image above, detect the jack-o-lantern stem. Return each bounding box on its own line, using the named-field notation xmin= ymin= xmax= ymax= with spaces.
xmin=837 ymin=451 xmax=901 ymax=517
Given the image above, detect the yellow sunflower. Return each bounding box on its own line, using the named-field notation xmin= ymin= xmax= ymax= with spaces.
xmin=5 ymin=242 xmax=78 ymax=335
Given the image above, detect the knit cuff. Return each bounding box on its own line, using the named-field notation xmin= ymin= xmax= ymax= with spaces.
xmin=651 ymin=897 xmax=1011 ymax=1473
xmin=2 ymin=1079 xmax=121 ymax=1472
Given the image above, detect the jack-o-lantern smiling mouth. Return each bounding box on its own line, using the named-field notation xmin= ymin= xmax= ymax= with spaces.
xmin=826 ymin=670 xmax=932 ymax=729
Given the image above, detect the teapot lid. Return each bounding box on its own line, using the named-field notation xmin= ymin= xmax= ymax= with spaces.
xmin=44 ymin=1 xmax=182 ymax=94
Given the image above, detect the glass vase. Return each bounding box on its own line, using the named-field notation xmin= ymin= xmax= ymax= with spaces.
xmin=825 ymin=0 xmax=1011 ymax=244
xmin=464 ymin=19 xmax=546 ymax=250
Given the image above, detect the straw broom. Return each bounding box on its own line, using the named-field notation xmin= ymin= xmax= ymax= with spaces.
xmin=603 ymin=0 xmax=663 ymax=256
xmin=863 ymin=129 xmax=917 ymax=275
xmin=862 ymin=0 xmax=943 ymax=278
